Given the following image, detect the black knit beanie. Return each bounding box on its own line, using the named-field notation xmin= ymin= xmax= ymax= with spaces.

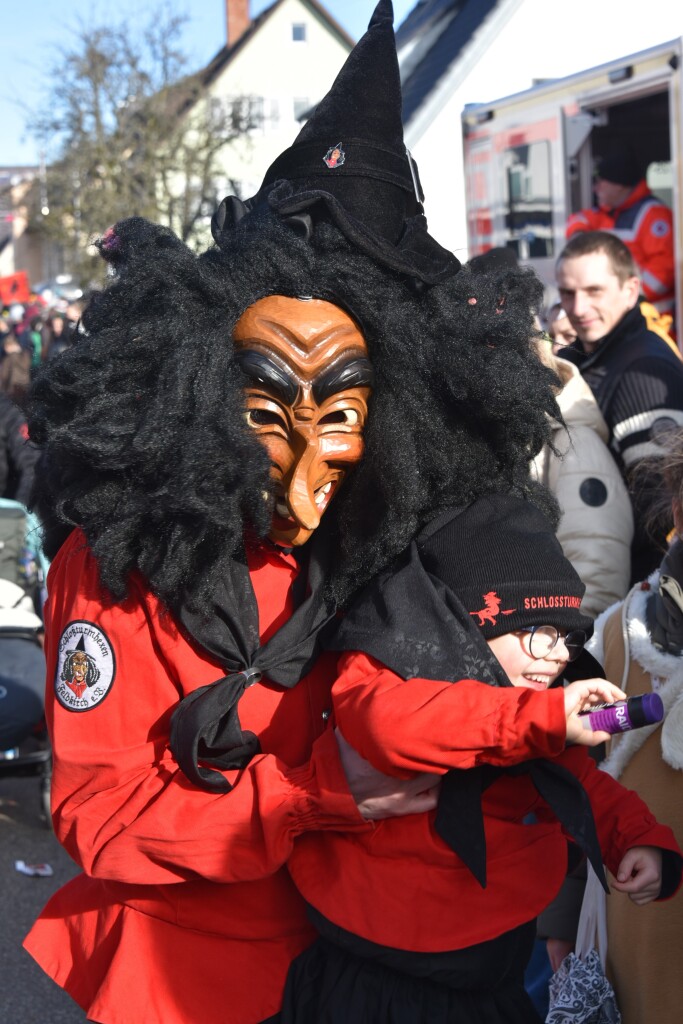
xmin=417 ymin=494 xmax=593 ymax=639
xmin=595 ymin=144 xmax=642 ymax=188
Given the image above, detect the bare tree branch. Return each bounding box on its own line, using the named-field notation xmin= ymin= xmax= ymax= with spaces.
xmin=25 ymin=6 xmax=260 ymax=286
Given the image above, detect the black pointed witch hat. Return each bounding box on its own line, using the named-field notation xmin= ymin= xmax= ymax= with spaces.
xmin=211 ymin=0 xmax=460 ymax=285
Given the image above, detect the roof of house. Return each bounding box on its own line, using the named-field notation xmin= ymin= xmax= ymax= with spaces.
xmin=200 ymin=0 xmax=354 ymax=90
xmin=397 ymin=0 xmax=501 ymax=124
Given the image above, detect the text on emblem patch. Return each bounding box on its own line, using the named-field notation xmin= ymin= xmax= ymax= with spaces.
xmin=54 ymin=620 xmax=116 ymax=712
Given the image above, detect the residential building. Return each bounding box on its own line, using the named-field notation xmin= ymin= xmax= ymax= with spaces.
xmin=0 ymin=167 xmax=45 ymax=283
xmin=187 ymin=0 xmax=353 ymax=206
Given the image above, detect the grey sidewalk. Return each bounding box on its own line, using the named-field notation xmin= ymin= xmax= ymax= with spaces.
xmin=0 ymin=773 xmax=85 ymax=1024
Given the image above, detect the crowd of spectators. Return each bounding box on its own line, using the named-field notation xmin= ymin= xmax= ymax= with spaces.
xmin=0 ymin=292 xmax=82 ymax=409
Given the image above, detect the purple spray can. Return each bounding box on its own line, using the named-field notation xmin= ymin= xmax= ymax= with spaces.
xmin=581 ymin=693 xmax=664 ymax=734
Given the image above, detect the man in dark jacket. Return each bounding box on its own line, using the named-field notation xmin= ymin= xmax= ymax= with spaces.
xmin=0 ymin=392 xmax=39 ymax=505
xmin=557 ymin=230 xmax=683 ymax=581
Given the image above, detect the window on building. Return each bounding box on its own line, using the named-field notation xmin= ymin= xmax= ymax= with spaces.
xmin=292 ymin=23 xmax=307 ymax=42
xmin=210 ymin=95 xmax=264 ymax=134
xmin=251 ymin=96 xmax=265 ymax=125
xmin=502 ymin=141 xmax=553 ymax=259
xmin=0 ymin=174 xmax=12 ymax=251
xmin=268 ymin=98 xmax=280 ymax=127
xmin=293 ymin=97 xmax=310 ymax=121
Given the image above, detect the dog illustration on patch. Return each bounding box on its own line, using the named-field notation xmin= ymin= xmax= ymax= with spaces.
xmin=469 ymin=591 xmax=516 ymax=627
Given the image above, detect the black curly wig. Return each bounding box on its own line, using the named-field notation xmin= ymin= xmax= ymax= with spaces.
xmin=28 ymin=213 xmax=560 ymax=614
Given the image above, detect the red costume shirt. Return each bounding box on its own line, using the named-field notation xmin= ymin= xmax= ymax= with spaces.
xmin=23 ymin=530 xmax=368 ymax=1024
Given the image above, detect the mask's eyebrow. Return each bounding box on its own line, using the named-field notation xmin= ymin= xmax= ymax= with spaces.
xmin=234 ymin=350 xmax=298 ymax=404
xmin=313 ymin=356 xmax=374 ymax=403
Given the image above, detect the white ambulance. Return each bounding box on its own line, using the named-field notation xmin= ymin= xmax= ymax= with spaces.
xmin=461 ymin=38 xmax=682 ymax=330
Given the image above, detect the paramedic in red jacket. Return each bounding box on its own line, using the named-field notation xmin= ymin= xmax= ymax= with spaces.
xmin=566 ymin=143 xmax=674 ymax=318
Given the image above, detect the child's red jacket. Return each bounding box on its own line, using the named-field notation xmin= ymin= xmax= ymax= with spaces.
xmin=288 ymin=649 xmax=682 ymax=953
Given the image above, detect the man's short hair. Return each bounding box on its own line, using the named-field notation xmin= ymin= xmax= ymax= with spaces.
xmin=557 ymin=230 xmax=637 ymax=283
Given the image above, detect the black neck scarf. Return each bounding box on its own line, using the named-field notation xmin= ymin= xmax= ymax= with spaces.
xmin=169 ymin=519 xmax=338 ymax=791
xmin=329 ymin=506 xmax=609 ymax=892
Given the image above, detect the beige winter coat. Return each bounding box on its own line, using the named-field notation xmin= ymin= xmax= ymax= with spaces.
xmin=531 ymin=356 xmax=633 ymax=618
xmin=589 ymin=582 xmax=683 ymax=1024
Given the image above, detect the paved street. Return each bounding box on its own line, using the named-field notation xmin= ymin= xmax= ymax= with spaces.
xmin=0 ymin=773 xmax=85 ymax=1023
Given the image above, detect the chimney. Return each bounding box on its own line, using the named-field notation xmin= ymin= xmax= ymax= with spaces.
xmin=226 ymin=0 xmax=251 ymax=47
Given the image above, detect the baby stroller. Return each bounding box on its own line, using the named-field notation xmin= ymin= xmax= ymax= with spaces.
xmin=0 ymin=501 xmax=51 ymax=825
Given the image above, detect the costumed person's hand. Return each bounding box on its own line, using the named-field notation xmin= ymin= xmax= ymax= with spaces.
xmin=612 ymin=845 xmax=663 ymax=904
xmin=546 ymin=938 xmax=575 ymax=972
xmin=563 ymin=678 xmax=627 ymax=745
xmin=335 ymin=728 xmax=440 ymax=820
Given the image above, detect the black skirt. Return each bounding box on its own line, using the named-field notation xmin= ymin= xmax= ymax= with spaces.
xmin=280 ymin=907 xmax=542 ymax=1024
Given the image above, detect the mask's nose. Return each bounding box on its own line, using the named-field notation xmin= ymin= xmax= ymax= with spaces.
xmin=286 ymin=429 xmax=324 ymax=531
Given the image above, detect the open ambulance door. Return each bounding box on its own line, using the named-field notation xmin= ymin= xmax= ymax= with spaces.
xmin=563 ymin=39 xmax=683 ymax=336
xmin=463 ymin=99 xmax=568 ymax=291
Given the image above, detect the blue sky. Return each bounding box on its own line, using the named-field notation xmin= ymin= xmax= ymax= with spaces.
xmin=0 ymin=0 xmax=415 ymax=167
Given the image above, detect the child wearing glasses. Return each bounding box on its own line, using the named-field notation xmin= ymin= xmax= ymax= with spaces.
xmin=282 ymin=493 xmax=681 ymax=1024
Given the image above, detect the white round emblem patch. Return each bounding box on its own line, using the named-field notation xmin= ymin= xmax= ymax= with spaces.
xmin=55 ymin=620 xmax=116 ymax=712
xmin=651 ymin=219 xmax=670 ymax=238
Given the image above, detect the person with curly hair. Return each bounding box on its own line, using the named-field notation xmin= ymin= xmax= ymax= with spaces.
xmin=20 ymin=4 xmax=612 ymax=1023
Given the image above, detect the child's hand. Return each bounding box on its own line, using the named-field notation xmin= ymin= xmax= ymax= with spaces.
xmin=563 ymin=678 xmax=627 ymax=745
xmin=546 ymin=937 xmax=574 ymax=972
xmin=335 ymin=728 xmax=441 ymax=820
xmin=612 ymin=846 xmax=663 ymax=904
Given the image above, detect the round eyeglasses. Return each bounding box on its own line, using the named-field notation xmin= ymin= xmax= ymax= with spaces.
xmin=516 ymin=625 xmax=587 ymax=662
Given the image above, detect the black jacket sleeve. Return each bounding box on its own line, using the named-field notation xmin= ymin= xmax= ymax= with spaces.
xmin=0 ymin=397 xmax=39 ymax=505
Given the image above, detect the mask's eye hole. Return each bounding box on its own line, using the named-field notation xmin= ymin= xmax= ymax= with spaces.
xmin=319 ymin=409 xmax=359 ymax=426
xmin=245 ymin=409 xmax=286 ymax=428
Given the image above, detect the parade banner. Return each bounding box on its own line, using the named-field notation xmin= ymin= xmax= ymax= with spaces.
xmin=0 ymin=270 xmax=31 ymax=306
